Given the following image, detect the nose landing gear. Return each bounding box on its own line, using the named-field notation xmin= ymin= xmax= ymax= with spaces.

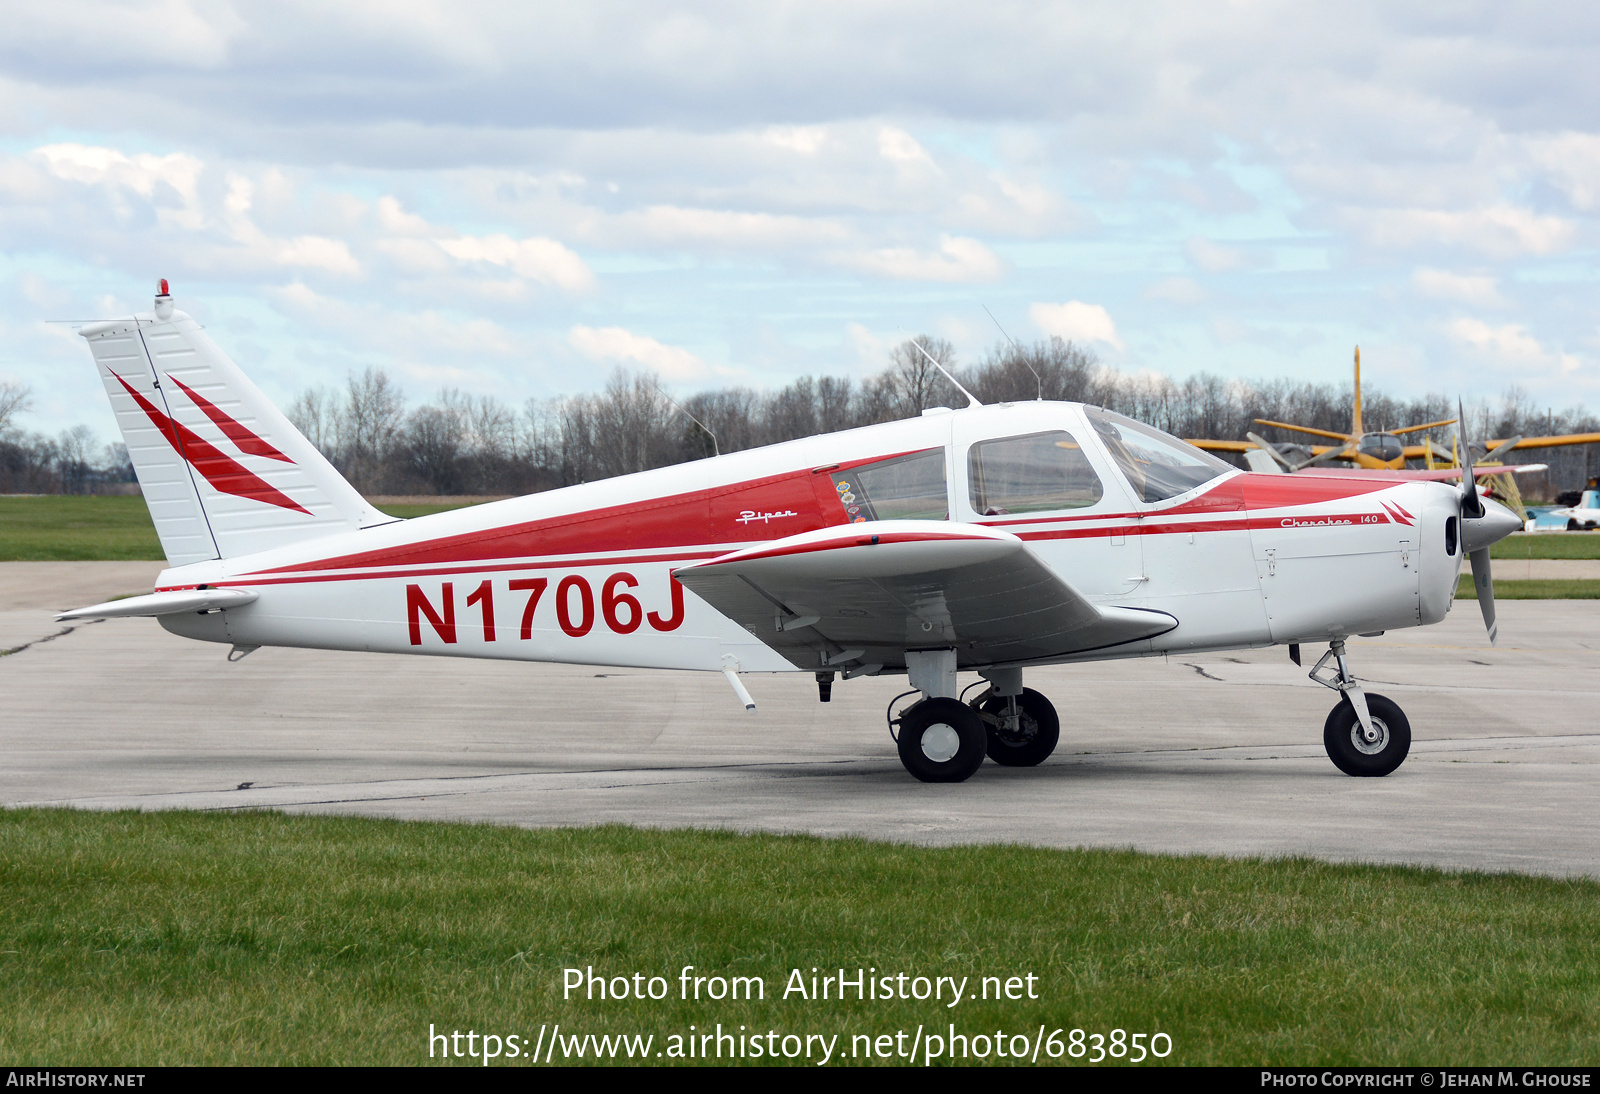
xmin=1309 ymin=639 xmax=1412 ymax=776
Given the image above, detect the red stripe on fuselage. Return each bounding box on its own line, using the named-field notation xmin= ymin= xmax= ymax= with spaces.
xmin=230 ymin=469 xmax=1412 ymax=586
xmin=165 ymin=549 xmax=727 ymax=592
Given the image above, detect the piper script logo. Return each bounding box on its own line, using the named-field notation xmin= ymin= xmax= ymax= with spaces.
xmin=109 ymin=367 xmax=310 ymax=514
xmin=737 ymin=509 xmax=800 ymax=525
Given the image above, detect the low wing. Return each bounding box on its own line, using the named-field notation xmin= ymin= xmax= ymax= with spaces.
xmin=1187 ymin=438 xmax=1254 ymax=452
xmin=674 ymin=521 xmax=1176 ymax=673
xmin=1297 ymin=463 xmax=1547 ymax=481
xmin=1190 ymin=438 xmax=1357 ymax=462
xmin=1501 ymin=432 xmax=1600 ymax=450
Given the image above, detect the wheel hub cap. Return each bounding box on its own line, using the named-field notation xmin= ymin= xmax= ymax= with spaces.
xmin=1352 ymin=718 xmax=1390 ymax=755
xmin=921 ymin=723 xmax=961 ymax=762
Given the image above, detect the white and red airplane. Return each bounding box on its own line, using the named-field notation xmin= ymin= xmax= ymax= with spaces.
xmin=61 ymin=283 xmax=1524 ymax=783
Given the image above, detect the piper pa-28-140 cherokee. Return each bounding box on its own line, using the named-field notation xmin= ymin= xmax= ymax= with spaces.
xmin=60 ymin=284 xmax=1524 ymax=783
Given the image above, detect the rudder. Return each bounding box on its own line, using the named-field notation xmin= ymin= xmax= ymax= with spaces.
xmin=79 ymin=282 xmax=393 ymax=565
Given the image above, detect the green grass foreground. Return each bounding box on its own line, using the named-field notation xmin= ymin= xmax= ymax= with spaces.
xmin=0 ymin=811 xmax=1595 ymax=1066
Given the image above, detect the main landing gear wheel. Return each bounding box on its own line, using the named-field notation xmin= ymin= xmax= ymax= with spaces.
xmin=976 ymin=688 xmax=1060 ymax=767
xmin=1323 ymin=693 xmax=1411 ymax=777
xmin=896 ymin=697 xmax=987 ymax=783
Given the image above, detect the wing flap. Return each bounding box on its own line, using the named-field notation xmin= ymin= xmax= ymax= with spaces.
xmin=675 ymin=521 xmax=1175 ymax=671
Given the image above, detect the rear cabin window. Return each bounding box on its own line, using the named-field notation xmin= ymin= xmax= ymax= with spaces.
xmin=967 ymin=430 xmax=1104 ymax=515
xmin=830 ymin=449 xmax=948 ymax=522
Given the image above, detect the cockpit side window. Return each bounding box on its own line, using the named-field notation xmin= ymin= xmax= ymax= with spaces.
xmin=968 ymin=431 xmax=1104 ymax=516
xmin=830 ymin=449 xmax=948 ymax=522
xmin=1083 ymin=407 xmax=1232 ymax=503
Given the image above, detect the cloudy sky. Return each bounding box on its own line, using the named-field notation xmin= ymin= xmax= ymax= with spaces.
xmin=4 ymin=1 xmax=1600 ymax=437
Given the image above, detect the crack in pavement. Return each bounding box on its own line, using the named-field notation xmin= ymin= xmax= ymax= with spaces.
xmin=0 ymin=625 xmax=83 ymax=659
xmin=1184 ymin=663 xmax=1225 ymax=681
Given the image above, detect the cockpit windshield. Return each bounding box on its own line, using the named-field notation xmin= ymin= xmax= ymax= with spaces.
xmin=1083 ymin=406 xmax=1233 ymax=503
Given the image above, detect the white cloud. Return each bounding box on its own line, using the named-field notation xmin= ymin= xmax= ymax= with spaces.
xmin=1184 ymin=237 xmax=1251 ymax=273
xmin=1354 ymin=206 xmax=1574 ymax=257
xmin=606 ymin=206 xmax=848 ymax=250
xmin=763 ymin=126 xmax=828 ymax=154
xmin=437 ymin=233 xmax=594 ymax=291
xmin=1443 ymin=318 xmax=1550 ymax=366
xmin=1208 ymin=317 xmax=1256 ymax=347
xmin=376 ymin=195 xmax=432 ymax=236
xmin=877 ymin=127 xmax=934 ymax=167
xmin=274 ymin=281 xmax=521 ymax=362
xmin=1030 ymin=301 xmax=1123 ymax=350
xmin=1526 ymin=132 xmax=1600 ymax=211
xmin=276 ymin=236 xmax=361 ymax=275
xmin=373 ymin=237 xmax=453 ymax=274
xmin=5 ymin=0 xmax=242 ymax=69
xmin=568 ymin=325 xmax=713 ymax=382
xmin=845 ymin=322 xmax=890 ymax=372
xmin=1144 ymin=276 xmax=1205 ymax=305
xmin=1443 ymin=317 xmax=1583 ymax=379
xmin=844 ymin=235 xmax=1002 ymax=282
xmin=35 ymin=142 xmax=205 ymax=230
xmin=1412 ymin=268 xmax=1504 ymax=307
xmin=13 ymin=7 xmax=1600 ymax=432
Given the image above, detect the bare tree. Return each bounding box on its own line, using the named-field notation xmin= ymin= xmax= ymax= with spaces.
xmin=56 ymin=424 xmax=98 ymax=495
xmin=273 ymin=344 xmax=1600 ymax=501
xmin=401 ymin=405 xmax=462 ymax=494
xmin=341 ymin=367 xmax=405 ymax=493
xmin=287 ymin=386 xmax=342 ymax=457
xmin=886 ymin=336 xmax=960 ymax=417
xmin=0 ymin=380 xmax=32 ymax=439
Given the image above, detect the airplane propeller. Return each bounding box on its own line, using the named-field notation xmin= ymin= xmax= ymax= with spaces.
xmin=1455 ymin=401 xmax=1523 ymax=646
xmin=1245 ymin=431 xmax=1294 ymax=470
xmin=1245 ymin=431 xmax=1355 ymax=473
xmin=1482 ymin=435 xmax=1523 ymax=463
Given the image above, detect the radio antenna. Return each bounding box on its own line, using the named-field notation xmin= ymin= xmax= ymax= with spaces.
xmin=651 ymin=379 xmax=719 ymax=457
xmin=982 ymin=304 xmax=1041 ymax=400
xmin=910 ymin=339 xmax=982 ymax=408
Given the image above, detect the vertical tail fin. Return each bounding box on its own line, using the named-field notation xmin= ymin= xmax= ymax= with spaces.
xmin=79 ymin=284 xmax=393 ymax=566
xmin=1352 ymin=345 xmax=1364 ymax=437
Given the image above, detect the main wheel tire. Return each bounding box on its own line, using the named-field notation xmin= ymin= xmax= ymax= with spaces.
xmin=978 ymin=687 xmax=1061 ymax=767
xmin=1323 ymin=692 xmax=1411 ymax=777
xmin=897 ymin=697 xmax=987 ymax=783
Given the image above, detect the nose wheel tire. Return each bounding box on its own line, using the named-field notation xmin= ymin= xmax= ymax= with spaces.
xmin=897 ymin=698 xmax=987 ymax=783
xmin=1323 ymin=693 xmax=1411 ymax=777
xmin=976 ymin=687 xmax=1061 ymax=767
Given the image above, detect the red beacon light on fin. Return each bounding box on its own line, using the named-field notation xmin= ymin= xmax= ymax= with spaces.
xmin=153 ymin=279 xmax=174 ymax=320
xmin=157 ymin=278 xmax=170 ymax=296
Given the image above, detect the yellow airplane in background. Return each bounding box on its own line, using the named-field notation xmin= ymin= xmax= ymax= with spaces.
xmin=1189 ymin=348 xmax=1600 ymax=472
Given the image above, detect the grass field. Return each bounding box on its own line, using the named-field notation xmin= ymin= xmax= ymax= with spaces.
xmin=1458 ymin=575 xmax=1600 ymax=599
xmin=0 ymin=810 xmax=1595 ymax=1067
xmin=1492 ymin=533 xmax=1600 ymax=559
xmin=0 ymin=495 xmax=165 ymax=560
xmin=0 ymin=495 xmax=486 ymax=560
